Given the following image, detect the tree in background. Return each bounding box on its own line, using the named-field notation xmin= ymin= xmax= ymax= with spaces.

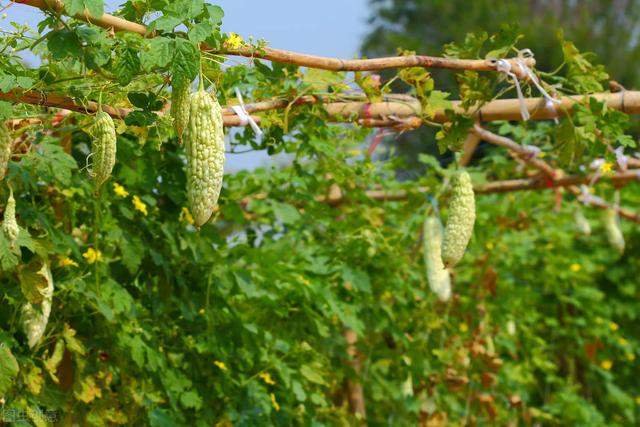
xmin=361 ymin=0 xmax=640 ymax=173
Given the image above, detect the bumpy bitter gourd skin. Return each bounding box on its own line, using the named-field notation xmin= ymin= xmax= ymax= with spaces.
xmin=0 ymin=121 xmax=13 ymax=179
xmin=185 ymin=90 xmax=225 ymax=227
xmin=604 ymin=209 xmax=624 ymax=254
xmin=170 ymin=81 xmax=191 ymax=143
xmin=423 ymin=216 xmax=451 ymax=301
xmin=21 ymin=262 xmax=54 ymax=348
xmin=442 ymin=171 xmax=476 ymax=267
xmin=90 ymin=111 xmax=117 ymax=189
xmin=2 ymin=188 xmax=19 ymax=245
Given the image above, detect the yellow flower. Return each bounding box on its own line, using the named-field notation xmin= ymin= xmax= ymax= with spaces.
xmin=113 ymin=182 xmax=129 ymax=198
xmin=259 ymin=372 xmax=276 ymax=385
xmin=82 ymin=248 xmax=102 ymax=264
xmin=181 ymin=207 xmax=194 ymax=225
xmin=296 ymin=274 xmax=311 ymax=287
xmin=627 ymin=353 xmax=636 ymax=362
xmin=618 ymin=337 xmax=628 ymax=346
xmin=600 ymin=359 xmax=613 ymax=370
xmin=198 ymin=308 xmax=205 ymax=315
xmin=132 ymin=195 xmax=148 ymax=216
xmin=485 ymin=242 xmax=494 ymax=250
xmin=214 ymin=361 xmax=227 ymax=371
xmin=636 ymin=396 xmax=640 ymax=405
xmin=569 ymin=263 xmax=581 ymax=272
xmin=59 ymin=256 xmax=79 ymax=268
xmin=270 ymin=393 xmax=280 ymax=411
xmin=225 ymin=32 xmax=244 ymax=49
xmin=600 ymin=162 xmax=613 ymax=174
xmin=459 ymin=323 xmax=469 ymax=333
xmin=609 ymin=322 xmax=619 ymax=332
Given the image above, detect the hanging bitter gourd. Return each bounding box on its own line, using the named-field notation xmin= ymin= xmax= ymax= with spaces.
xmin=442 ymin=171 xmax=476 ymax=267
xmin=0 ymin=121 xmax=12 ymax=179
xmin=574 ymin=208 xmax=591 ymax=236
xmin=185 ymin=90 xmax=225 ymax=227
xmin=604 ymin=209 xmax=624 ymax=254
xmin=89 ymin=111 xmax=117 ymax=189
xmin=2 ymin=188 xmax=19 ymax=246
xmin=170 ymin=80 xmax=191 ymax=144
xmin=423 ymin=216 xmax=451 ymax=301
xmin=21 ymin=262 xmax=54 ymax=349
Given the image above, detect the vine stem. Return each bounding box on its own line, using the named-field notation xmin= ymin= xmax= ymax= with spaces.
xmin=93 ymin=186 xmax=101 ymax=297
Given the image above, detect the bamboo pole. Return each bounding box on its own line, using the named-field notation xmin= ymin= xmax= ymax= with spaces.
xmin=14 ymin=0 xmax=534 ymax=75
xmin=5 ymin=88 xmax=640 ymax=127
xmin=0 ymin=89 xmax=261 ymax=127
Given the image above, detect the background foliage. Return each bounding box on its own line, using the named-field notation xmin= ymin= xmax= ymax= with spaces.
xmin=0 ymin=0 xmax=638 ymax=426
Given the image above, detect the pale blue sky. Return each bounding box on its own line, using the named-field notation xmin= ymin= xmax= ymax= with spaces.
xmin=1 ymin=0 xmax=371 ymax=170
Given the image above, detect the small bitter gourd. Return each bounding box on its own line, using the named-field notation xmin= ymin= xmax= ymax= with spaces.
xmin=170 ymin=80 xmax=191 ymax=144
xmin=423 ymin=216 xmax=451 ymax=301
xmin=0 ymin=121 xmax=12 ymax=179
xmin=2 ymin=188 xmax=19 ymax=246
xmin=574 ymin=208 xmax=591 ymax=236
xmin=442 ymin=171 xmax=476 ymax=267
xmin=185 ymin=90 xmax=225 ymax=227
xmin=604 ymin=209 xmax=624 ymax=254
xmin=90 ymin=111 xmax=117 ymax=189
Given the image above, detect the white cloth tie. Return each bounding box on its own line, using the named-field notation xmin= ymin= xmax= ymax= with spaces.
xmin=231 ymin=88 xmax=263 ymax=136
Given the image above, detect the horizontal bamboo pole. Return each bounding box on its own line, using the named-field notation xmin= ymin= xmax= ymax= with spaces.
xmin=15 ymin=0 xmax=534 ymax=75
xmin=0 ymin=89 xmax=261 ymax=127
xmin=324 ymin=91 xmax=640 ymax=123
xmin=5 ymin=88 xmax=640 ymax=128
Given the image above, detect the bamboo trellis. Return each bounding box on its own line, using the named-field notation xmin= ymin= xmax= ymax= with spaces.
xmin=15 ymin=0 xmax=534 ymax=75
xmin=3 ymin=0 xmax=640 ymax=224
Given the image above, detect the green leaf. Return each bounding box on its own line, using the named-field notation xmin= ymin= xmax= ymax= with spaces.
xmin=272 ymin=202 xmax=301 ymax=225
xmin=0 ymin=101 xmax=12 ymax=120
xmin=180 ymin=390 xmax=202 ymax=409
xmin=141 ymin=37 xmax=174 ymax=71
xmin=299 ymin=364 xmax=326 ymax=385
xmin=188 ymin=21 xmax=214 ymax=44
xmin=205 ymin=4 xmax=224 ymax=24
xmin=171 ymin=39 xmax=200 ymax=87
xmin=150 ymin=16 xmax=182 ymax=33
xmin=0 ymin=345 xmax=19 ymax=395
xmin=84 ymin=0 xmax=104 ymax=18
xmin=114 ymin=48 xmax=141 ymax=86
xmin=125 ymin=110 xmax=157 ymax=126
xmin=62 ymin=0 xmax=85 ymax=16
xmin=166 ymin=0 xmax=203 ymax=20
xmin=47 ymin=29 xmax=82 ymax=60
xmin=44 ymin=339 xmax=65 ymax=383
xmin=342 ymin=266 xmax=371 ymax=293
